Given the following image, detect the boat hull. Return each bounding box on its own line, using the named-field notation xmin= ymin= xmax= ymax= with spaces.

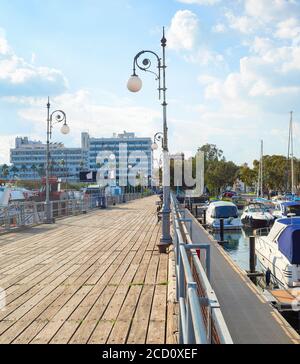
xmin=242 ymin=218 xmax=273 ymax=229
xmin=255 ymin=234 xmax=300 ymax=289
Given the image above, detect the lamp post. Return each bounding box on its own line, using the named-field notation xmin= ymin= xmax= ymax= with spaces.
xmin=127 ymin=28 xmax=172 ymax=253
xmin=152 ymin=132 xmax=164 ymax=194
xmin=45 ymin=97 xmax=70 ymax=224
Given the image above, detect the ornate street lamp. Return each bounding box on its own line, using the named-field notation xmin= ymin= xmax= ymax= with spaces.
xmin=45 ymin=97 xmax=70 ymax=224
xmin=152 ymin=132 xmax=164 ymax=151
xmin=127 ymin=28 xmax=172 ymax=253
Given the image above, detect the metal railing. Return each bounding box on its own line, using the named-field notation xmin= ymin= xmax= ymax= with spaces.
xmin=171 ymin=194 xmax=233 ymax=344
xmin=0 ymin=192 xmax=152 ymax=233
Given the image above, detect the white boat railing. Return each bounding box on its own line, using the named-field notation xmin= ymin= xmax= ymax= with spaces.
xmin=254 ymin=227 xmax=271 ymax=237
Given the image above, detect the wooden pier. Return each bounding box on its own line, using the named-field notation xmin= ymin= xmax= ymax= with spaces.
xmin=0 ymin=196 xmax=177 ymax=344
xmin=0 ymin=194 xmax=299 ymax=344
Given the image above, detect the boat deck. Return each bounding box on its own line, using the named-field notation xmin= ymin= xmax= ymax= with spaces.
xmin=186 ymin=210 xmax=300 ymax=344
xmin=0 ymin=196 xmax=177 ymax=344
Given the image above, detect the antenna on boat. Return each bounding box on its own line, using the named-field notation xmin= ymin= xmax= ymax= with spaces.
xmin=288 ymin=111 xmax=295 ymax=195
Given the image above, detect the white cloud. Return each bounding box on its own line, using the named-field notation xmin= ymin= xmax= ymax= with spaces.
xmin=245 ymin=0 xmax=298 ymax=23
xmin=0 ymin=135 xmax=16 ymax=164
xmin=201 ymin=42 xmax=300 ymax=116
xmin=0 ymin=33 xmax=67 ymax=97
xmin=251 ymin=37 xmax=274 ymax=55
xmin=0 ymin=35 xmax=9 ymax=55
xmin=177 ymin=0 xmax=220 ymax=5
xmin=212 ymin=23 xmax=226 ymax=33
xmin=11 ymin=90 xmax=161 ymax=150
xmin=167 ymin=10 xmax=199 ymax=50
xmin=225 ymin=11 xmax=256 ymax=34
xmin=184 ymin=48 xmax=224 ymax=66
xmin=275 ymin=17 xmax=300 ymax=44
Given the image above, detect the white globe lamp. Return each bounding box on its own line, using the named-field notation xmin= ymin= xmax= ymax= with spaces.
xmin=151 ymin=143 xmax=158 ymax=151
xmin=127 ymin=75 xmax=142 ymax=93
xmin=61 ymin=123 xmax=70 ymax=135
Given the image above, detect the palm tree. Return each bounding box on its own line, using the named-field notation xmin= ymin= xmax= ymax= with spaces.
xmin=80 ymin=160 xmax=85 ymax=171
xmin=38 ymin=163 xmax=45 ymax=178
xmin=31 ymin=164 xmax=37 ymax=181
xmin=49 ymin=160 xmax=56 ymax=176
xmin=10 ymin=165 xmax=19 ymax=179
xmin=1 ymin=164 xmax=9 ymax=180
xmin=60 ymin=159 xmax=66 ymax=169
xmin=20 ymin=164 xmax=27 ymax=180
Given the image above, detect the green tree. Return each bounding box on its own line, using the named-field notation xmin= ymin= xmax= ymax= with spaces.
xmin=238 ymin=164 xmax=257 ymax=189
xmin=253 ymin=155 xmax=288 ymax=193
xmin=198 ymin=144 xmax=224 ymax=162
xmin=79 ymin=160 xmax=85 ymax=171
xmin=31 ymin=164 xmax=37 ymax=180
xmin=1 ymin=164 xmax=10 ymax=179
xmin=10 ymin=165 xmax=19 ymax=178
xmin=197 ymin=144 xmax=238 ymax=195
xmin=38 ymin=163 xmax=45 ymax=178
xmin=20 ymin=164 xmax=27 ymax=180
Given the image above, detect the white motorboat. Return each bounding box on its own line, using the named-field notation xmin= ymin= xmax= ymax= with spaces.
xmin=0 ymin=186 xmax=28 ymax=206
xmin=241 ymin=203 xmax=274 ymax=229
xmin=272 ymin=201 xmax=300 ymax=220
xmin=206 ymin=201 xmax=242 ymax=230
xmin=255 ymin=217 xmax=300 ymax=288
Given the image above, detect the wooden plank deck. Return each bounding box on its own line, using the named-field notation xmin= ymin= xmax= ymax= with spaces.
xmin=0 ymin=196 xmax=174 ymax=344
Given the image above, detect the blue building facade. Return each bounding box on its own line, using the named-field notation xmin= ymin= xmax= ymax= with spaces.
xmin=10 ymin=137 xmax=89 ymax=182
xmin=83 ymin=132 xmax=153 ymax=187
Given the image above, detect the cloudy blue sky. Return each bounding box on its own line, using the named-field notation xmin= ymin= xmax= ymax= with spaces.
xmin=0 ymin=0 xmax=300 ymax=166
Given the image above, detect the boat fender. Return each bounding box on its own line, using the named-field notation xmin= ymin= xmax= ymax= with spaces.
xmin=266 ymin=268 xmax=271 ymax=286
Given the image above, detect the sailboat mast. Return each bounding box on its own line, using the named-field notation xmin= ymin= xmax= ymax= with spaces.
xmin=257 ymin=143 xmax=260 ymax=198
xmin=260 ymin=140 xmax=264 ymax=198
xmin=290 ymin=111 xmax=295 ymax=194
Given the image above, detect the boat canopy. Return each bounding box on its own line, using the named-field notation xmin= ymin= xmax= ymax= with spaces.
xmin=278 ymin=224 xmax=300 ymax=264
xmin=212 ymin=206 xmax=238 ymax=219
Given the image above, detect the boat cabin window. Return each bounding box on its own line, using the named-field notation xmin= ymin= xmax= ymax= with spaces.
xmin=285 ymin=205 xmax=300 ymax=216
xmin=212 ymin=206 xmax=238 ymax=219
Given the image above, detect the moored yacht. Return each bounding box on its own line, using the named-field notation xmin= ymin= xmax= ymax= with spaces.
xmin=241 ymin=203 xmax=274 ymax=229
xmin=206 ymin=201 xmax=242 ymax=230
xmin=255 ymin=217 xmax=300 ymax=288
xmin=272 ymin=201 xmax=300 ymax=220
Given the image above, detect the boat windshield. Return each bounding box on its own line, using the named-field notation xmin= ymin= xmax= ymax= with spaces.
xmin=285 ymin=205 xmax=300 ymax=216
xmin=249 ymin=207 xmax=264 ymax=212
xmin=213 ymin=206 xmax=238 ymax=219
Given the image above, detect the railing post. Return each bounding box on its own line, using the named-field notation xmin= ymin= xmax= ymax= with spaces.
xmin=20 ymin=203 xmax=25 ymax=227
xmin=203 ymin=209 xmax=206 ymax=226
xmin=220 ymin=218 xmax=224 ymax=243
xmin=4 ymin=207 xmax=10 ymax=231
xmin=206 ymin=246 xmax=211 ymax=281
xmin=207 ymin=306 xmax=212 ymax=344
xmin=186 ymin=283 xmax=197 ymax=344
xmin=33 ymin=202 xmax=38 ymax=224
xmin=178 ymin=246 xmax=185 ymax=300
xmin=249 ymin=236 xmax=256 ymax=274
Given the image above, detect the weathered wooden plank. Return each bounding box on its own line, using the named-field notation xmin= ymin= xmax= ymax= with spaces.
xmin=126 ymin=285 xmax=155 ymax=344
xmin=107 ymin=285 xmax=142 ymax=344
xmin=146 ymin=285 xmax=167 ymax=344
